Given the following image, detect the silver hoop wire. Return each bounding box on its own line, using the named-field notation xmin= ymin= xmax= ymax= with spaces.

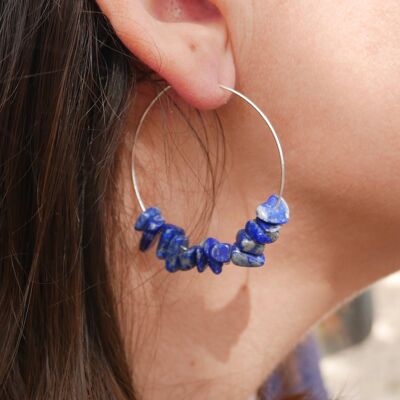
xmin=131 ymin=85 xmax=286 ymax=213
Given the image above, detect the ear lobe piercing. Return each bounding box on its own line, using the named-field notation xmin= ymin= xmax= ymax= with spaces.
xmin=131 ymin=84 xmax=290 ymax=274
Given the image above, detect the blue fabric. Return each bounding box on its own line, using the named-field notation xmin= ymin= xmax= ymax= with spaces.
xmin=259 ymin=335 xmax=329 ymax=400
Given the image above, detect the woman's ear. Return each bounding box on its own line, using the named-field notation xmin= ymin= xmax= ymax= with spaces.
xmin=96 ymin=0 xmax=236 ymax=110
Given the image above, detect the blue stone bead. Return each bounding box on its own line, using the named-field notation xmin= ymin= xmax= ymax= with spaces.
xmin=165 ymin=234 xmax=188 ymax=260
xmin=256 ymin=195 xmax=289 ymax=225
xmin=201 ymin=238 xmax=226 ymax=274
xmin=144 ymin=213 xmax=165 ymax=234
xmin=202 ymin=237 xmax=219 ymax=258
xmin=235 ymin=229 xmax=264 ymax=255
xmin=134 ymin=207 xmax=162 ymax=231
xmin=210 ymin=243 xmax=232 ymax=263
xmin=256 ymin=218 xmax=281 ymax=233
xmin=156 ymin=224 xmax=184 ymax=259
xmin=165 ymin=258 xmax=180 ymax=273
xmin=208 ymin=259 xmax=223 ymax=275
xmin=178 ymin=247 xmax=198 ymax=271
xmin=195 ymin=246 xmax=208 ymax=273
xmin=139 ymin=231 xmax=157 ymax=251
xmin=231 ymin=245 xmax=265 ymax=267
xmin=245 ymin=220 xmax=277 ymax=244
xmin=264 ymin=229 xmax=279 ymax=244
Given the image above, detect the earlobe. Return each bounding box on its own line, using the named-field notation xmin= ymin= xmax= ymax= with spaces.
xmin=96 ymin=0 xmax=235 ymax=110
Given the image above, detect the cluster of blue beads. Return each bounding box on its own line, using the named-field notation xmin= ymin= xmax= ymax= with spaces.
xmin=134 ymin=194 xmax=289 ymax=275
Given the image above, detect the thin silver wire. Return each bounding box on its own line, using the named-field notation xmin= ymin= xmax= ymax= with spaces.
xmin=131 ymin=84 xmax=285 ymax=213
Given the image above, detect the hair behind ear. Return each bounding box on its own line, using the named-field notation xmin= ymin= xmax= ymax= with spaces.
xmin=0 ymin=1 xmax=141 ymax=398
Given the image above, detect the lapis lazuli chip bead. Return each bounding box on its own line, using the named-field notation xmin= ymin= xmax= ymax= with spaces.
xmin=178 ymin=247 xmax=198 ymax=271
xmin=201 ymin=238 xmax=231 ymax=274
xmin=231 ymin=245 xmax=265 ymax=267
xmin=202 ymin=238 xmax=218 ymax=257
xmin=245 ymin=220 xmax=279 ymax=244
xmin=166 ymin=258 xmax=180 ymax=273
xmin=145 ymin=214 xmax=165 ymax=234
xmin=134 ymin=207 xmax=162 ymax=231
xmin=256 ymin=218 xmax=281 ymax=233
xmin=156 ymin=224 xmax=184 ymax=259
xmin=195 ymin=246 xmax=208 ymax=273
xmin=165 ymin=234 xmax=188 ymax=264
xmin=208 ymin=259 xmax=223 ymax=274
xmin=256 ymin=195 xmax=289 ymax=225
xmin=200 ymin=238 xmax=219 ymax=274
xmin=140 ymin=231 xmax=158 ymax=251
xmin=265 ymin=229 xmax=279 ymax=243
xmin=210 ymin=243 xmax=232 ymax=263
xmin=235 ymin=229 xmax=264 ymax=256
xmin=135 ymin=207 xmax=165 ymax=251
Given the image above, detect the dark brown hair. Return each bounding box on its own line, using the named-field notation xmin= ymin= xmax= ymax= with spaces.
xmin=0 ymin=1 xmax=140 ymax=398
xmin=0 ymin=1 xmax=310 ymax=399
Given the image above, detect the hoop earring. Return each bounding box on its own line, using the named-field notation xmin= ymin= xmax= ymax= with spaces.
xmin=131 ymin=84 xmax=290 ymax=275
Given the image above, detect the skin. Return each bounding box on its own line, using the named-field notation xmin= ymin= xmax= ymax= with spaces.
xmin=98 ymin=1 xmax=400 ymax=399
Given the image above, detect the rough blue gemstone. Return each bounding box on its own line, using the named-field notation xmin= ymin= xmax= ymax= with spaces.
xmin=201 ymin=238 xmax=226 ymax=274
xmin=231 ymin=245 xmax=265 ymax=267
xmin=139 ymin=231 xmax=157 ymax=251
xmin=256 ymin=195 xmax=289 ymax=225
xmin=165 ymin=258 xmax=180 ymax=273
xmin=235 ymin=229 xmax=264 ymax=255
xmin=178 ymin=247 xmax=198 ymax=271
xmin=202 ymin=237 xmax=219 ymax=258
xmin=256 ymin=218 xmax=281 ymax=233
xmin=156 ymin=224 xmax=184 ymax=259
xmin=245 ymin=220 xmax=278 ymax=244
xmin=208 ymin=259 xmax=223 ymax=274
xmin=210 ymin=243 xmax=232 ymax=263
xmin=195 ymin=246 xmax=208 ymax=273
xmin=164 ymin=234 xmax=188 ymax=273
xmin=264 ymin=229 xmax=279 ymax=243
xmin=165 ymin=234 xmax=188 ymax=264
xmin=134 ymin=207 xmax=162 ymax=231
xmin=145 ymin=213 xmax=165 ymax=234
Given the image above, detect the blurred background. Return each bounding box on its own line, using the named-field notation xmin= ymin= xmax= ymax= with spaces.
xmin=315 ymin=271 xmax=400 ymax=400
